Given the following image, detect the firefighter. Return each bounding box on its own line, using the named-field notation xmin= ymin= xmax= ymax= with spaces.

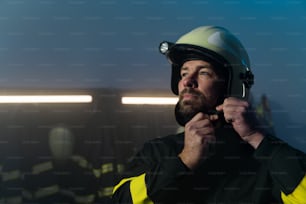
xmin=112 ymin=26 xmax=306 ymax=203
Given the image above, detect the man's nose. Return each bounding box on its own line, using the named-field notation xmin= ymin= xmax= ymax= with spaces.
xmin=183 ymin=75 xmax=198 ymax=88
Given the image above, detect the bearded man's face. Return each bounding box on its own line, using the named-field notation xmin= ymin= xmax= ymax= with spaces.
xmin=175 ymin=60 xmax=225 ymax=126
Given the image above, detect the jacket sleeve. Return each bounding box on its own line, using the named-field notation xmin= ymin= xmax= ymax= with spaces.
xmin=254 ymin=135 xmax=306 ymax=203
xmin=112 ymin=138 xmax=192 ymax=204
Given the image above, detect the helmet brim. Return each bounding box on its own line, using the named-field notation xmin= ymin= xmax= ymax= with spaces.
xmin=166 ymin=44 xmax=227 ymax=67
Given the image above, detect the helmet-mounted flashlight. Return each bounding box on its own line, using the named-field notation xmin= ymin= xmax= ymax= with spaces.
xmin=159 ymin=41 xmax=174 ymax=55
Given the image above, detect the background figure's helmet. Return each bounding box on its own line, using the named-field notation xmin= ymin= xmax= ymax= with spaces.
xmin=159 ymin=26 xmax=254 ymax=99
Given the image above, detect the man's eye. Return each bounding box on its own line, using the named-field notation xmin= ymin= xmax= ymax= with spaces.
xmin=181 ymin=72 xmax=188 ymax=78
xmin=199 ymin=71 xmax=210 ymax=76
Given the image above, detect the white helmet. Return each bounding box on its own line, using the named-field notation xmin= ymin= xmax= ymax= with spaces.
xmin=159 ymin=26 xmax=254 ymax=99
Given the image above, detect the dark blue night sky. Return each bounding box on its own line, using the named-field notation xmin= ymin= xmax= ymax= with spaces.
xmin=0 ymin=0 xmax=305 ymax=151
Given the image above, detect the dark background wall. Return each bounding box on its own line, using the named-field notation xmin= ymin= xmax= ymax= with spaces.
xmin=0 ymin=88 xmax=178 ymax=203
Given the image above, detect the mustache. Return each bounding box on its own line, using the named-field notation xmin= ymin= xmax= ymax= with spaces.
xmin=178 ymin=88 xmax=220 ymax=115
xmin=179 ymin=88 xmax=202 ymax=98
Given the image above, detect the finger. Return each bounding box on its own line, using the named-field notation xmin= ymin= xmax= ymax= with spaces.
xmin=195 ymin=126 xmax=215 ymax=136
xmin=216 ymin=98 xmax=248 ymax=113
xmin=224 ymin=97 xmax=249 ymax=107
xmin=193 ymin=122 xmax=216 ymax=137
xmin=192 ymin=118 xmax=214 ymax=130
xmin=223 ymin=106 xmax=248 ymax=117
xmin=215 ymin=104 xmax=223 ymax=112
xmin=226 ymin=118 xmax=234 ymax=123
xmin=223 ymin=110 xmax=236 ymax=123
xmin=209 ymin=114 xmax=219 ymax=121
xmin=190 ymin=112 xmax=209 ymax=122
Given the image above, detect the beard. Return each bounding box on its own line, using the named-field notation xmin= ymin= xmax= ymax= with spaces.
xmin=175 ymin=88 xmax=217 ymax=126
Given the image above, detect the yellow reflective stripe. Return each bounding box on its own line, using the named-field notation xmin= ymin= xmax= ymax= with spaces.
xmin=113 ymin=173 xmax=153 ymax=203
xmin=93 ymin=163 xmax=116 ymax=178
xmin=32 ymin=161 xmax=53 ymax=174
xmin=99 ymin=186 xmax=114 ymax=197
xmin=281 ymin=175 xmax=306 ymax=204
xmin=113 ymin=176 xmax=135 ymax=193
xmin=101 ymin=163 xmax=113 ymax=174
xmin=71 ymin=155 xmax=89 ymax=168
xmin=130 ymin=173 xmax=153 ymax=204
xmin=113 ymin=174 xmax=153 ymax=203
xmin=2 ymin=170 xmax=21 ymax=181
xmin=34 ymin=185 xmax=60 ymax=199
xmin=93 ymin=168 xmax=101 ymax=178
xmin=117 ymin=164 xmax=125 ymax=173
xmin=74 ymin=194 xmax=95 ymax=203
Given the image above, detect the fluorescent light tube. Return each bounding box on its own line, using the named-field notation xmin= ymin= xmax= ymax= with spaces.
xmin=121 ymin=97 xmax=178 ymax=105
xmin=0 ymin=95 xmax=92 ymax=103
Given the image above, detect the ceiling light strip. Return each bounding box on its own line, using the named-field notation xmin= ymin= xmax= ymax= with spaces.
xmin=121 ymin=97 xmax=178 ymax=105
xmin=0 ymin=95 xmax=92 ymax=103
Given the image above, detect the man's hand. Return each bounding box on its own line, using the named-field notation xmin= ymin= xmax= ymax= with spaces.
xmin=179 ymin=112 xmax=218 ymax=170
xmin=216 ymin=97 xmax=264 ymax=149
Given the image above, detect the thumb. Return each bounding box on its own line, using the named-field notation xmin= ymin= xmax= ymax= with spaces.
xmin=215 ymin=104 xmax=223 ymax=112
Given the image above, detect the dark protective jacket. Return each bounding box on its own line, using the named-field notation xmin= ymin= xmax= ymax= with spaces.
xmin=112 ymin=126 xmax=306 ymax=204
